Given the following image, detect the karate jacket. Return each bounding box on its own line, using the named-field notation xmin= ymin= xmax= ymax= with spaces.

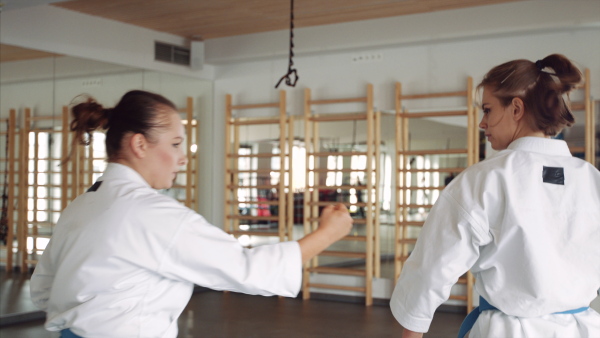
xmin=390 ymin=137 xmax=600 ymax=337
xmin=30 ymin=163 xmax=302 ymax=338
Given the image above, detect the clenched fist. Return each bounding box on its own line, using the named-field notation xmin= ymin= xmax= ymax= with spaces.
xmin=317 ymin=203 xmax=353 ymax=242
xmin=298 ymin=203 xmax=354 ymax=263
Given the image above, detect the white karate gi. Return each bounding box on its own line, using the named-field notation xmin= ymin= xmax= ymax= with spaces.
xmin=390 ymin=137 xmax=600 ymax=337
xmin=30 ymin=163 xmax=302 ymax=338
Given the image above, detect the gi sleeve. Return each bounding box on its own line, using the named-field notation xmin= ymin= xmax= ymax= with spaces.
xmin=157 ymin=212 xmax=302 ymax=298
xmin=389 ymin=193 xmax=490 ymax=333
xmin=30 ymin=238 xmax=56 ymax=311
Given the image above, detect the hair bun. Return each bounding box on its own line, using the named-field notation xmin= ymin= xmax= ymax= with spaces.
xmin=70 ymin=97 xmax=110 ymax=146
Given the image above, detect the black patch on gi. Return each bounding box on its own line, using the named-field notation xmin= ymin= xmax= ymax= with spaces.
xmin=86 ymin=181 xmax=103 ymax=192
xmin=542 ymin=166 xmax=564 ymax=185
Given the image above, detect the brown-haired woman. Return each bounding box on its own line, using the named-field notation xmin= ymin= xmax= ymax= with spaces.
xmin=389 ymin=54 xmax=600 ymax=338
xmin=30 ymin=90 xmax=353 ymax=338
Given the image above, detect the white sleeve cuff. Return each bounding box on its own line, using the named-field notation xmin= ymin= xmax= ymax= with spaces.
xmin=389 ymin=298 xmax=432 ymax=333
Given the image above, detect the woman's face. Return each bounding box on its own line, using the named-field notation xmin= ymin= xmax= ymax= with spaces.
xmin=479 ymin=86 xmax=518 ymax=150
xmin=145 ymin=110 xmax=188 ymax=189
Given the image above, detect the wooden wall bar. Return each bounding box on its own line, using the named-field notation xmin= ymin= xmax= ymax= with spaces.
xmin=394 ymin=78 xmax=477 ymax=313
xmin=224 ymin=91 xmax=291 ymax=243
xmin=303 ymin=84 xmax=377 ymax=306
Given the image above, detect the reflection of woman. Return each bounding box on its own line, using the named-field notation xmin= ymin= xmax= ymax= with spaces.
xmin=30 ymin=90 xmax=353 ymax=338
xmin=390 ymin=55 xmax=600 ymax=338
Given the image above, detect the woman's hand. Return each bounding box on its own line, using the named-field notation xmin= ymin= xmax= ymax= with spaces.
xmin=298 ymin=203 xmax=353 ymax=263
xmin=316 ymin=203 xmax=354 ymax=242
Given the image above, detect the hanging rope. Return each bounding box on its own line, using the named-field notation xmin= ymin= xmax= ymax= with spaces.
xmin=1 ymin=0 xmax=13 ymax=217
xmin=275 ymin=0 xmax=299 ymax=88
xmin=0 ymin=120 xmax=9 ymax=245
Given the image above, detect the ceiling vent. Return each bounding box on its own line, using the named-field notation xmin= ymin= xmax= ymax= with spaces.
xmin=154 ymin=41 xmax=190 ymax=66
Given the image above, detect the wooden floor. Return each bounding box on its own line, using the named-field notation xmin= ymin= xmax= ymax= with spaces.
xmin=0 ymin=276 xmax=465 ymax=337
xmin=0 ymin=271 xmax=37 ymax=316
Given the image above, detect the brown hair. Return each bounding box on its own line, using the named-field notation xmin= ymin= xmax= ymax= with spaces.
xmin=68 ymin=90 xmax=177 ymax=161
xmin=477 ymin=54 xmax=582 ymax=136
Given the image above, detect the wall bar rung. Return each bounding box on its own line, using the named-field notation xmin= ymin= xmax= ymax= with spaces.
xmin=309 ymin=97 xmax=367 ymax=105
xmin=308 ymin=266 xmax=367 ymax=276
xmin=231 ymin=102 xmax=280 ymax=110
xmin=309 ymin=151 xmax=368 ymax=157
xmin=398 ymin=149 xmax=468 ymax=155
xmin=307 ymin=283 xmax=366 ymax=293
xmin=320 ymin=250 xmax=367 ymax=258
xmin=398 ymin=110 xmax=467 ymax=118
xmin=399 ymin=91 xmax=468 ymax=99
xmin=309 ymin=112 xmax=368 ymax=122
xmin=231 ymin=118 xmax=281 ymax=126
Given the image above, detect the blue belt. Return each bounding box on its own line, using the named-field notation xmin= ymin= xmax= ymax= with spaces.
xmin=61 ymin=329 xmax=83 ymax=338
xmin=457 ymin=297 xmax=589 ymax=338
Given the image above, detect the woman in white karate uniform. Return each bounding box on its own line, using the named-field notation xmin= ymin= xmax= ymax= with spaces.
xmin=30 ymin=90 xmax=353 ymax=338
xmin=390 ymin=54 xmax=600 ymax=338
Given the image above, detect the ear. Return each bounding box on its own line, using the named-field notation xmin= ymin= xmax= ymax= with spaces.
xmin=511 ymin=97 xmax=526 ymax=122
xmin=129 ymin=133 xmax=148 ymax=158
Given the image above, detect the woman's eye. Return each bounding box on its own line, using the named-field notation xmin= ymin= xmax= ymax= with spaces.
xmin=482 ymin=108 xmax=491 ymax=114
xmin=173 ymin=143 xmax=181 ymax=148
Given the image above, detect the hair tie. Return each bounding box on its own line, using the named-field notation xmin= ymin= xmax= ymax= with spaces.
xmin=535 ymin=60 xmax=544 ymax=71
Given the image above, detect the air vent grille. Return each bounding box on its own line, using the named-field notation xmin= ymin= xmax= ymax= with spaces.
xmin=155 ymin=41 xmax=190 ymax=66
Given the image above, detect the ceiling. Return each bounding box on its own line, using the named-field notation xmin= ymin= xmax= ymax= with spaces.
xmin=52 ymin=0 xmax=521 ymax=40
xmin=1 ymin=0 xmax=521 ymax=62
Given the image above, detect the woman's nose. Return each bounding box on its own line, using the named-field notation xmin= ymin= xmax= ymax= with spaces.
xmin=479 ymin=116 xmax=486 ymax=130
xmin=179 ymin=154 xmax=188 ymax=166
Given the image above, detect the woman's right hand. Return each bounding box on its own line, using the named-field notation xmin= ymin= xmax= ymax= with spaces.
xmin=317 ymin=203 xmax=353 ymax=242
xmin=298 ymin=203 xmax=353 ymax=264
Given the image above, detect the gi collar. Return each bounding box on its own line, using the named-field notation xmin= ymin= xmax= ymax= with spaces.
xmin=507 ymin=137 xmax=572 ymax=157
xmin=97 ymin=162 xmax=154 ymax=189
